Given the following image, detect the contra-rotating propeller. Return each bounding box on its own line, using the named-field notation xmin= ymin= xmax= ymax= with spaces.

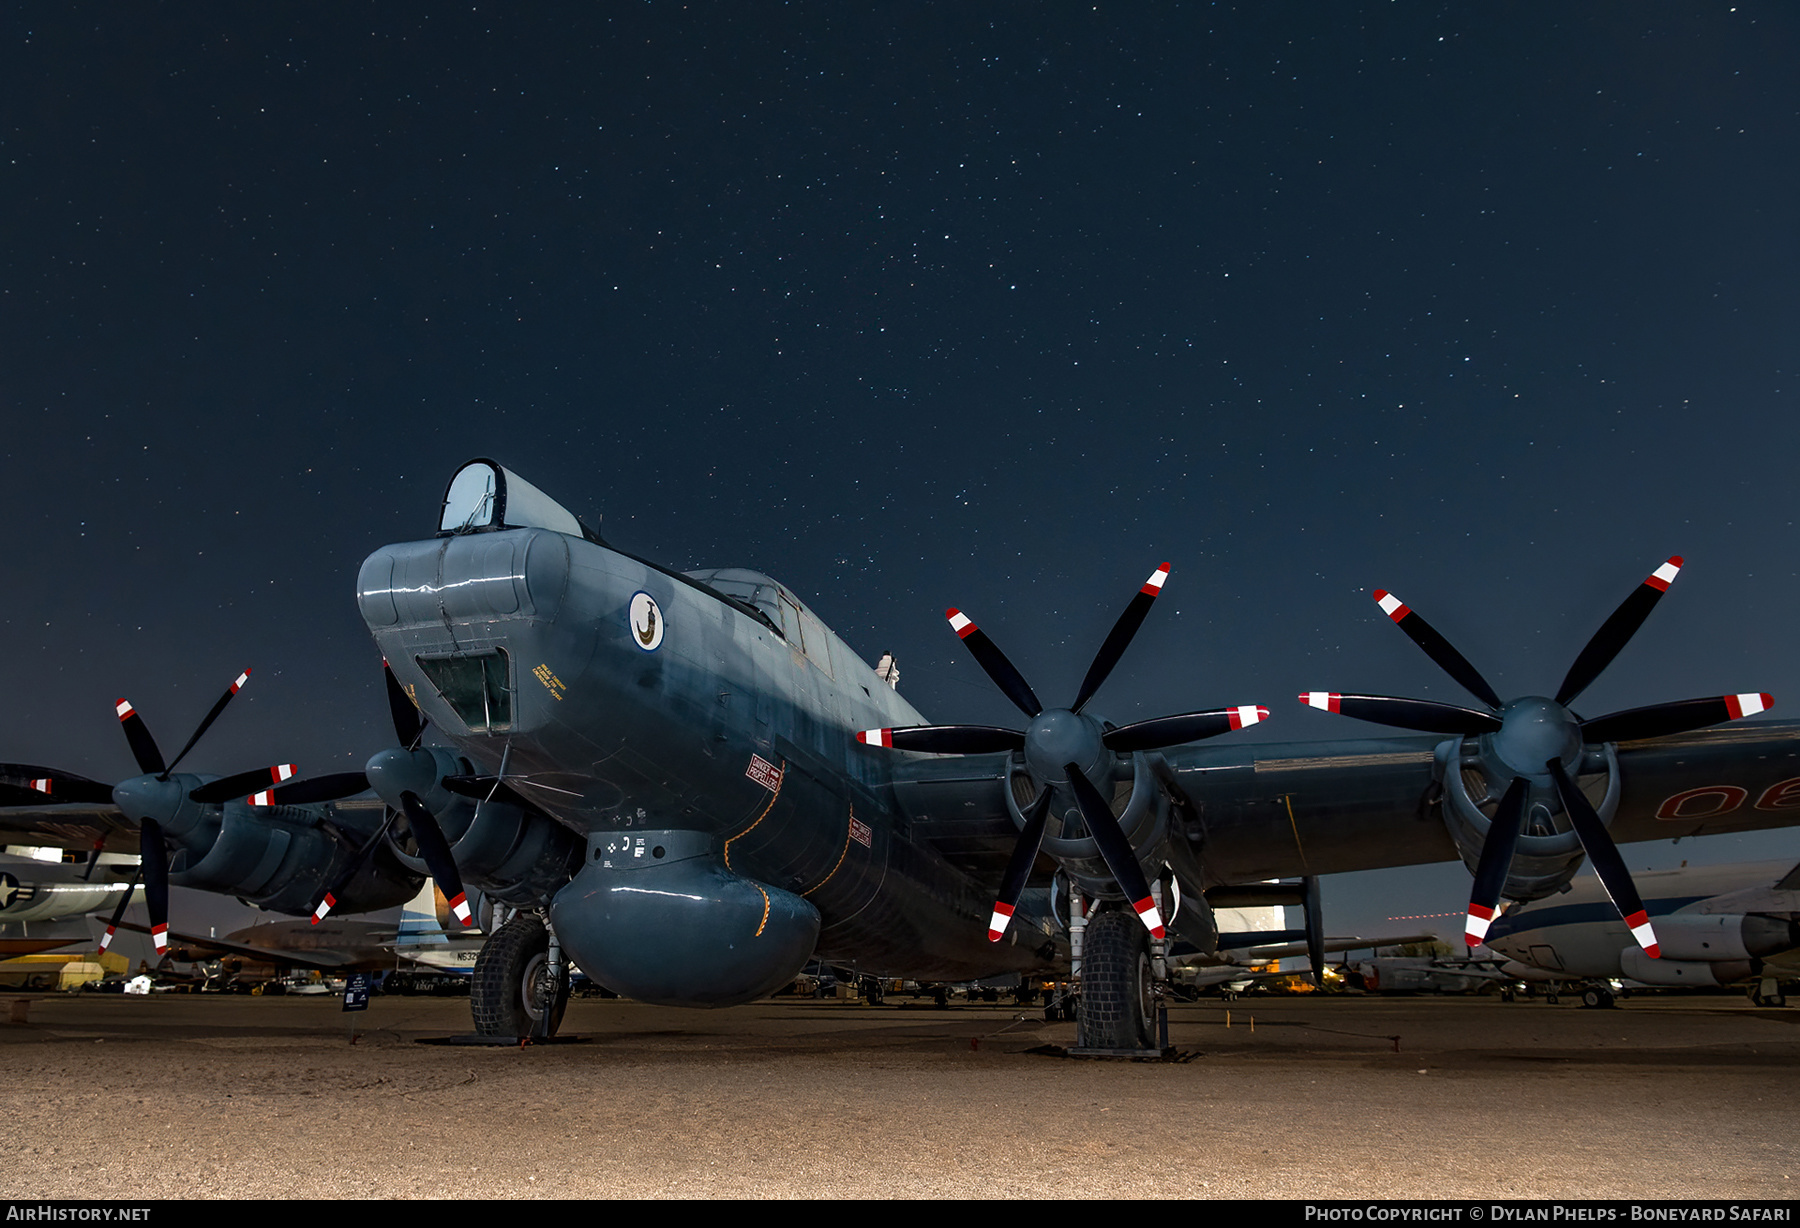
xmin=855 ymin=564 xmax=1269 ymax=943
xmin=244 ymin=661 xmax=475 ymax=930
xmin=1301 ymin=557 xmax=1773 ymax=955
xmin=2 ymin=668 xmax=301 ymax=954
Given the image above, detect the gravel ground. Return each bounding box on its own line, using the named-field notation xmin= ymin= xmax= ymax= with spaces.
xmin=2 ymin=991 xmax=1796 ymax=1200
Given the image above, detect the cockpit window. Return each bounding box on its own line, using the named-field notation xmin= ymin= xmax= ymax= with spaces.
xmin=416 ymin=649 xmax=513 ymax=733
xmin=686 ymin=568 xmax=785 ymax=630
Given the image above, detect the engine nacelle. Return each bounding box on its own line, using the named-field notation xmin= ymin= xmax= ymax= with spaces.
xmin=1004 ymin=751 xmax=1170 ymax=904
xmin=1435 ymin=738 xmax=1619 ymax=904
xmin=165 ymin=798 xmax=420 ymax=916
xmin=549 ymin=828 xmax=819 ymax=1007
xmin=1619 ymin=947 xmax=1754 ymax=987
xmin=365 ymin=746 xmax=584 ymax=907
xmin=1645 ymin=914 xmax=1800 ymax=963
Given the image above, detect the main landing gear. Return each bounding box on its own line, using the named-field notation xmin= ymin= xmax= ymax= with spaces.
xmin=1077 ymin=909 xmax=1158 ymax=1050
xmin=472 ymin=912 xmax=570 ymax=1041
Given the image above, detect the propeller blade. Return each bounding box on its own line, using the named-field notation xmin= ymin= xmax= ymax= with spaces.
xmin=163 ymin=668 xmax=252 ymax=775
xmin=1579 ymin=693 xmax=1773 ymax=744
xmin=188 ymin=764 xmax=298 ymax=805
xmin=988 ymin=789 xmax=1055 ymax=942
xmin=854 ymin=725 xmax=1025 ymax=754
xmin=1556 ymin=557 xmax=1683 ymax=706
xmin=1464 ymin=776 xmax=1528 ymax=947
xmin=1547 ymin=758 xmax=1659 ymax=957
xmin=1298 ymin=692 xmax=1503 ymax=735
xmin=385 ymin=660 xmax=427 ymax=750
xmin=0 ymin=766 xmax=117 ymax=804
xmin=97 ymin=864 xmax=143 ymax=953
xmin=945 ymin=609 xmax=1043 ymax=719
xmin=1103 ymin=705 xmax=1269 ymax=752
xmin=1064 ymin=763 xmax=1163 ymax=939
xmin=1371 ymin=590 xmax=1502 ymax=711
xmin=80 ymin=836 xmax=105 ymax=882
xmin=0 ymin=782 xmax=86 ymax=807
xmin=1072 ymin=563 xmax=1170 ymax=713
xmin=268 ymin=772 xmax=374 ymax=806
xmin=310 ymin=807 xmax=402 ymax=925
xmin=139 ymin=818 xmax=171 ymax=955
xmin=397 ymin=791 xmax=472 ymax=927
xmin=115 ymin=699 xmax=167 ymax=777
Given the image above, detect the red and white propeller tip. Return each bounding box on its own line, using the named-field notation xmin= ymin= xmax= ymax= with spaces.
xmin=1724 ymin=693 xmax=1773 ymax=720
xmin=1645 ymin=557 xmax=1683 ymax=593
xmin=1226 ymin=705 xmax=1270 ymax=730
xmin=986 ymin=902 xmax=1014 ymax=943
xmin=448 ymin=891 xmax=474 ymax=927
xmin=151 ymin=923 xmax=169 ymax=954
xmin=1300 ymin=692 xmax=1342 ymax=713
xmin=855 ymin=728 xmax=894 ymax=747
xmin=115 ymin=699 xmax=136 ymax=721
xmin=1140 ymin=563 xmax=1171 ymax=595
xmin=311 ymin=893 xmax=337 ymax=925
xmin=1464 ymin=902 xmax=1497 ymax=947
xmin=1624 ymin=910 xmax=1660 ymax=958
xmin=1372 ymin=590 xmax=1410 ymax=622
xmin=246 ymin=764 xmax=299 ymax=806
xmin=945 ymin=608 xmax=976 ymax=639
xmin=1132 ymin=896 xmax=1167 ymax=941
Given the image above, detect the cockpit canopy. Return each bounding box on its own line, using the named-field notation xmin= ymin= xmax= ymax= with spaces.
xmin=686 ymin=567 xmax=842 ymax=677
xmin=438 ymin=458 xmax=594 ymax=540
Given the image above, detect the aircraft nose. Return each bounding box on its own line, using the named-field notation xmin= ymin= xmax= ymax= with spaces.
xmin=358 ymin=529 xmax=571 ymax=631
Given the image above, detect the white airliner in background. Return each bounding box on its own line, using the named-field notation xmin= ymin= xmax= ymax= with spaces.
xmin=1485 ymin=859 xmax=1800 ymax=1007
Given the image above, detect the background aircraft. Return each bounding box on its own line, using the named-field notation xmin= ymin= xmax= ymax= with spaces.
xmin=1487 ymin=859 xmax=1800 ymax=1007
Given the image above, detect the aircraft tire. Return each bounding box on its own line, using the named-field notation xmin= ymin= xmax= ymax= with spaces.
xmin=1079 ymin=909 xmax=1154 ymax=1050
xmin=472 ymin=914 xmax=569 ymax=1040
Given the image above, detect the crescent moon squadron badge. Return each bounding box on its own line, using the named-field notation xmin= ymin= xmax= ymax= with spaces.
xmin=629 ymin=591 xmax=664 ymax=651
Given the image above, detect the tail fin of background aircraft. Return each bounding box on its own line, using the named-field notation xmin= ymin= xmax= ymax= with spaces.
xmin=395 ymin=879 xmax=450 ymax=948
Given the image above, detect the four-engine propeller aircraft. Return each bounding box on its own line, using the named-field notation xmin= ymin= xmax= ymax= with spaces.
xmin=7 ymin=456 xmax=1799 ymax=1048
xmin=337 ymin=458 xmax=1800 ymax=1047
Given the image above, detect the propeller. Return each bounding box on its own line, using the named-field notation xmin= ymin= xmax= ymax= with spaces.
xmin=857 ymin=563 xmax=1269 ymax=942
xmin=1301 ymin=557 xmax=1772 ymax=954
xmin=279 ymin=661 xmax=473 ymax=928
xmin=1 ymin=670 xmax=268 ymax=956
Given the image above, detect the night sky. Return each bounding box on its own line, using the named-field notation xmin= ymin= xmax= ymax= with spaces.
xmin=5 ymin=5 xmax=1797 ymax=945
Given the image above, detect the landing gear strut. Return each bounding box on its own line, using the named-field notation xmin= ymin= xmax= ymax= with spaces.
xmin=472 ymin=913 xmax=570 ymax=1040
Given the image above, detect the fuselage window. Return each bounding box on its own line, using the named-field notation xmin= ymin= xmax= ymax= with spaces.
xmin=416 ymin=649 xmax=513 ymax=733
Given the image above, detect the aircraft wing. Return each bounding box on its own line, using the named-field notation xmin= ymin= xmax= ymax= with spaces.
xmin=1217 ymin=933 xmax=1442 ymax=964
xmin=0 ymin=803 xmax=135 ymax=856
xmin=109 ymin=919 xmax=394 ymax=972
xmin=883 ymin=723 xmax=1800 ymax=885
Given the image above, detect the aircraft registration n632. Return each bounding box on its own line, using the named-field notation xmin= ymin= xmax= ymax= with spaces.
xmin=5 ymin=457 xmax=1795 ymax=1049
